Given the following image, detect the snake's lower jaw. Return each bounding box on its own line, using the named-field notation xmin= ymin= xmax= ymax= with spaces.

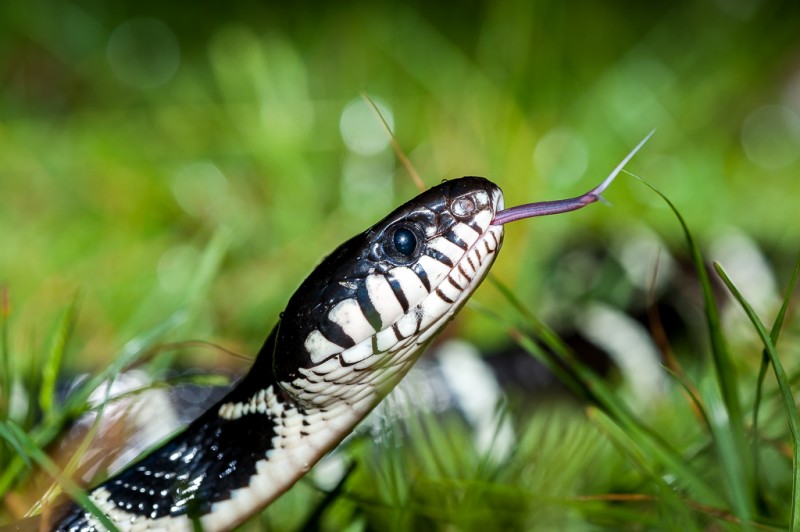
xmin=284 ymin=223 xmax=504 ymax=412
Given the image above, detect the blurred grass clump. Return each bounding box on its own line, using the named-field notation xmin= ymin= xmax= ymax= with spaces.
xmin=1 ymin=0 xmax=800 ymax=530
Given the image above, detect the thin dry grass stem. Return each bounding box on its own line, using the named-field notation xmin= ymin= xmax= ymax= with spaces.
xmin=148 ymin=340 xmax=251 ymax=363
xmin=360 ymin=91 xmax=426 ymax=192
xmin=1 ymin=284 xmax=10 ymax=410
xmin=570 ymin=493 xmax=654 ymax=502
xmin=1 ymin=285 xmax=8 ymax=318
xmin=645 ymin=255 xmax=708 ymax=427
xmin=106 ymin=340 xmax=249 ymax=377
xmin=645 ymin=252 xmax=677 ymax=367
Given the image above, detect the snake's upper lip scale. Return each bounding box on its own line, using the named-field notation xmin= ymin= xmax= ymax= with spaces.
xmin=490 ymin=130 xmax=654 ymax=226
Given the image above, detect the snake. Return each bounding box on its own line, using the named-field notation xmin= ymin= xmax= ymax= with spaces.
xmin=34 ymin=136 xmax=648 ymax=531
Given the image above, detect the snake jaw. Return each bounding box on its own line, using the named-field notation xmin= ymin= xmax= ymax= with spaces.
xmin=273 ymin=177 xmax=504 ymax=410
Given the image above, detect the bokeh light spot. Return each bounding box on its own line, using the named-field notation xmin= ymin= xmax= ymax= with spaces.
xmin=713 ymin=0 xmax=761 ymax=20
xmin=107 ymin=18 xmax=180 ymax=89
xmin=339 ymin=97 xmax=393 ymax=156
xmin=741 ymin=105 xmax=800 ymax=170
xmin=340 ymin=152 xmax=394 ymax=218
xmin=158 ymin=245 xmax=200 ymax=293
xmin=533 ymin=128 xmax=589 ymax=185
xmin=172 ymin=162 xmax=229 ymax=218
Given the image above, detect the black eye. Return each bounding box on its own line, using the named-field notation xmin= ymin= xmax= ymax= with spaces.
xmin=383 ymin=223 xmax=424 ymax=264
xmin=393 ymin=228 xmax=416 ymax=256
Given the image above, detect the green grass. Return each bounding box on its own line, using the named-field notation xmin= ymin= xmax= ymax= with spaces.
xmin=1 ymin=171 xmax=798 ymax=530
xmin=0 ymin=233 xmax=232 ymax=528
xmin=2 ymin=1 xmax=800 ymax=530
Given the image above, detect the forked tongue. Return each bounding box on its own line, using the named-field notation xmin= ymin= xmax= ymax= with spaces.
xmin=491 ymin=130 xmax=654 ymax=225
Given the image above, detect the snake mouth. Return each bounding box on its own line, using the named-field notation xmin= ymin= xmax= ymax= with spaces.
xmin=491 ymin=130 xmax=653 ymax=226
xmin=287 ymin=181 xmax=505 ymax=408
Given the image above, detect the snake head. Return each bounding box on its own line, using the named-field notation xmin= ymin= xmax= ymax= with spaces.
xmin=270 ymin=123 xmax=651 ymax=409
xmin=274 ymin=176 xmax=505 ymax=408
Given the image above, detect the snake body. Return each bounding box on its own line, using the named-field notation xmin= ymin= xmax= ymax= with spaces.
xmin=52 ymin=176 xmax=506 ymax=531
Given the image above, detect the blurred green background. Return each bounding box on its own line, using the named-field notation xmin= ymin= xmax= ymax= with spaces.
xmin=1 ymin=0 xmax=799 ymax=370
xmin=3 ymin=1 xmax=800 ymax=529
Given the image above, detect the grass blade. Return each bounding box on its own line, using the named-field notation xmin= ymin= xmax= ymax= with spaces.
xmin=628 ymin=174 xmax=742 ymax=419
xmin=714 ymin=261 xmax=800 ymax=530
xmin=629 ymin=173 xmax=753 ymax=518
xmin=585 ymin=406 xmax=698 ymax=528
xmin=0 ymin=285 xmax=11 ymax=421
xmin=752 ymin=251 xmax=800 ymax=449
xmin=39 ymin=294 xmax=79 ymax=417
xmin=0 ymin=285 xmax=11 ymax=470
xmin=486 ymin=276 xmax=722 ymax=506
xmin=662 ymin=365 xmax=712 ymax=432
xmin=63 ymin=311 xmax=187 ymax=418
xmin=700 ymin=379 xmax=754 ymax=529
xmin=0 ymin=420 xmax=120 ymax=531
xmin=0 ymin=421 xmax=31 ymax=469
xmin=299 ymin=462 xmax=357 ymax=532
xmin=0 ymin=311 xmax=185 ymax=496
xmin=469 ymin=298 xmax=590 ymax=403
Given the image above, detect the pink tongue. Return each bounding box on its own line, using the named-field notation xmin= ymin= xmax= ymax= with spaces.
xmin=491 ymin=130 xmax=654 ymax=225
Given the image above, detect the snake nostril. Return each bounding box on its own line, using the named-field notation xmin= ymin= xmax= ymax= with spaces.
xmin=451 ymin=196 xmax=476 ymax=218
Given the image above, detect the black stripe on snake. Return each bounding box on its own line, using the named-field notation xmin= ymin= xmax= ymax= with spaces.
xmin=22 ymin=132 xmax=650 ymax=532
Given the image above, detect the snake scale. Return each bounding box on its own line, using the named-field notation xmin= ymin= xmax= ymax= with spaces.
xmin=29 ymin=135 xmax=648 ymax=531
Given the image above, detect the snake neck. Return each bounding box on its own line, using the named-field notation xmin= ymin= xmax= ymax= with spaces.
xmin=52 ymin=327 xmax=370 ymax=532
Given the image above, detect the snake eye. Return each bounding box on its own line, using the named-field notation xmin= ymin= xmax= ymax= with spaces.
xmin=384 ymin=223 xmax=424 ymax=264
xmin=393 ymin=228 xmax=416 ymax=256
